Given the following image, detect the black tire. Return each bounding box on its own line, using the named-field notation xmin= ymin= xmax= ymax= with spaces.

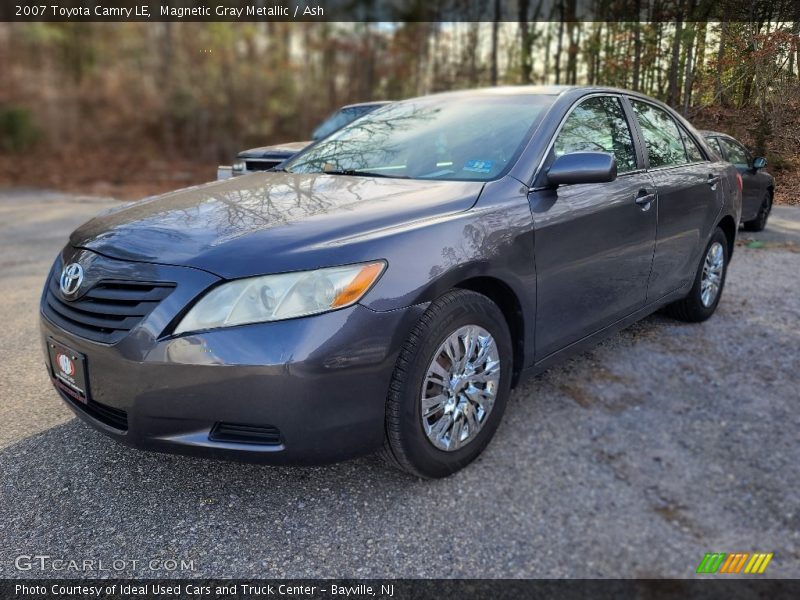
xmin=664 ymin=227 xmax=729 ymax=323
xmin=382 ymin=289 xmax=513 ymax=478
xmin=742 ymin=192 xmax=772 ymax=232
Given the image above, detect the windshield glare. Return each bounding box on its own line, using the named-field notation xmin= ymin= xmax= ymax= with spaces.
xmin=288 ymin=94 xmax=554 ymax=181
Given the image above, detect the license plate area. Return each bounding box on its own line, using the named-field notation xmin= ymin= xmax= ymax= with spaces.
xmin=47 ymin=338 xmax=89 ymax=404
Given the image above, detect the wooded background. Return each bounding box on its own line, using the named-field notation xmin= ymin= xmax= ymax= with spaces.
xmin=0 ymin=10 xmax=798 ymax=200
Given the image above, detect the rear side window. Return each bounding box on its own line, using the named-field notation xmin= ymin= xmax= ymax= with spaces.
xmin=630 ymin=100 xmax=687 ymax=168
xmin=680 ymin=128 xmax=705 ymax=162
xmin=718 ymin=138 xmax=750 ymax=168
xmin=554 ymin=96 xmax=638 ymax=173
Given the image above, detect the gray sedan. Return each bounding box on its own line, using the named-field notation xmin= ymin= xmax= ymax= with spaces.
xmin=41 ymin=86 xmax=740 ymax=478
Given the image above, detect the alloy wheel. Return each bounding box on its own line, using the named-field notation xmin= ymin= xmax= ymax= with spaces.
xmin=420 ymin=325 xmax=501 ymax=452
xmin=700 ymin=242 xmax=724 ymax=307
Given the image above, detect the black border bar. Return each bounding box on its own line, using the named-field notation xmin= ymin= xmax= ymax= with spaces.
xmin=1 ymin=0 xmax=795 ymax=22
xmin=2 ymin=579 xmax=799 ymax=600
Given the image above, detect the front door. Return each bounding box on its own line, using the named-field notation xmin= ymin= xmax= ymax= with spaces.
xmin=529 ymin=95 xmax=657 ymax=360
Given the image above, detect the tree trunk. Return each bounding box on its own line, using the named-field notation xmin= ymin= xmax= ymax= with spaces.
xmin=667 ymin=0 xmax=685 ymax=106
xmin=490 ymin=0 xmax=500 ymax=85
xmin=789 ymin=20 xmax=800 ymax=82
xmin=518 ymin=0 xmax=532 ymax=84
xmin=681 ymin=23 xmax=696 ymax=115
xmin=159 ymin=22 xmax=175 ymax=151
xmin=555 ymin=2 xmax=565 ymax=84
xmin=715 ymin=18 xmax=727 ymax=104
xmin=633 ymin=3 xmax=642 ymax=90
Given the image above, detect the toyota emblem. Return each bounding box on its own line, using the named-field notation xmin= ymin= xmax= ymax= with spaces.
xmin=56 ymin=353 xmax=75 ymax=376
xmin=59 ymin=263 xmax=84 ymax=297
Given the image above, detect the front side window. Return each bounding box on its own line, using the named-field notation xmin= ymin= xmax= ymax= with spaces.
xmin=289 ymin=94 xmax=554 ymax=181
xmin=553 ymin=96 xmax=638 ymax=173
xmin=718 ymin=138 xmax=750 ymax=168
xmin=680 ymin=128 xmax=705 ymax=162
xmin=630 ymin=100 xmax=688 ymax=168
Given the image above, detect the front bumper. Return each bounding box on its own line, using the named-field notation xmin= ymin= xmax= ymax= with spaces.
xmin=41 ymin=250 xmax=425 ymax=465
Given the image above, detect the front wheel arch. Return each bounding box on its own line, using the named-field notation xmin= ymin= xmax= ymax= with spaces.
xmin=455 ymin=276 xmax=525 ymax=388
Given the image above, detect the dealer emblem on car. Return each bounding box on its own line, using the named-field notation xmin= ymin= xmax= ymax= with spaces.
xmin=59 ymin=263 xmax=83 ymax=297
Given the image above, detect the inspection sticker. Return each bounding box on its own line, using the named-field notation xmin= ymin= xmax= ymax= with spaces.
xmin=463 ymin=159 xmax=493 ymax=173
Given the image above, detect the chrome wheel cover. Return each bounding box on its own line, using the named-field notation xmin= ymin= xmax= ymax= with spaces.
xmin=420 ymin=325 xmax=501 ymax=452
xmin=700 ymin=242 xmax=724 ymax=307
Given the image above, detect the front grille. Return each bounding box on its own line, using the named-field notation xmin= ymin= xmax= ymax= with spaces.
xmin=245 ymin=159 xmax=282 ymax=171
xmin=44 ymin=274 xmax=175 ymax=344
xmin=209 ymin=423 xmax=282 ymax=446
xmin=55 ymin=379 xmax=129 ymax=431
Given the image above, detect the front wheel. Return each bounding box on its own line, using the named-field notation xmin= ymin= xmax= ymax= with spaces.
xmin=664 ymin=227 xmax=729 ymax=323
xmin=382 ymin=289 xmax=513 ymax=478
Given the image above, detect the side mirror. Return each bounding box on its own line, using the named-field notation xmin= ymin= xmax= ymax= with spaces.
xmin=547 ymin=152 xmax=618 ymax=186
xmin=752 ymin=156 xmax=767 ymax=169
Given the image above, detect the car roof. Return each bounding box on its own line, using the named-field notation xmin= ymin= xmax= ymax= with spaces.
xmin=419 ymin=85 xmax=573 ymax=98
xmin=403 ymin=85 xmax=693 ymax=104
xmin=340 ymin=101 xmax=392 ymax=109
xmin=699 ymin=129 xmax=735 ymax=139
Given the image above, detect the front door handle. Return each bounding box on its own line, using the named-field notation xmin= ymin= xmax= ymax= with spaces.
xmin=707 ymin=174 xmax=721 ymax=188
xmin=634 ymin=189 xmax=656 ymax=211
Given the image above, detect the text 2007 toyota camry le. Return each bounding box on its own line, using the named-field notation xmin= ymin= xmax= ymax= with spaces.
xmin=41 ymin=86 xmax=741 ymax=478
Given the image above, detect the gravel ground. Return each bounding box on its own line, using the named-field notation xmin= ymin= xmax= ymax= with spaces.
xmin=0 ymin=190 xmax=798 ymax=579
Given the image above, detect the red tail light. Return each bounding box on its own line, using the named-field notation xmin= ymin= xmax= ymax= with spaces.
xmin=736 ymin=173 xmax=743 ymax=192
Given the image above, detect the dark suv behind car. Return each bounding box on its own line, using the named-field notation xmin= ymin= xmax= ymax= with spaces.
xmin=217 ymin=101 xmax=390 ymax=179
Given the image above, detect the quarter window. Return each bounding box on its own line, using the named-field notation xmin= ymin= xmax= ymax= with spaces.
xmin=718 ymin=138 xmax=751 ymax=168
xmin=707 ymin=137 xmax=724 ymax=158
xmin=630 ymin=100 xmax=688 ymax=168
xmin=680 ymin=128 xmax=705 ymax=162
xmin=553 ymin=96 xmax=638 ymax=173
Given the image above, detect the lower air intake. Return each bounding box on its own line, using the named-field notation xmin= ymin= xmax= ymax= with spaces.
xmin=209 ymin=422 xmax=282 ymax=446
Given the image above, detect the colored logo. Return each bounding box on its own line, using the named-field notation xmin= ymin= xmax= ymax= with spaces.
xmin=696 ymin=552 xmax=773 ymax=574
xmin=59 ymin=262 xmax=84 ymax=296
xmin=56 ymin=353 xmax=75 ymax=377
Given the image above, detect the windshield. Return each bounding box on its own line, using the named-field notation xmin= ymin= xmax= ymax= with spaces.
xmin=288 ymin=94 xmax=554 ymax=181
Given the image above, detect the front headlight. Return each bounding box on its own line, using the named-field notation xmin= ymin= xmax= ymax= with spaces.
xmin=174 ymin=261 xmax=386 ymax=335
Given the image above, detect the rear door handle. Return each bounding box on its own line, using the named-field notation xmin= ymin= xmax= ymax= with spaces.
xmin=634 ymin=189 xmax=656 ymax=211
xmin=707 ymin=174 xmax=721 ymax=188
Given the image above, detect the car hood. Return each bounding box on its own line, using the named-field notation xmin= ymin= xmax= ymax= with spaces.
xmin=237 ymin=141 xmax=311 ymax=159
xmin=71 ymin=172 xmax=484 ymax=278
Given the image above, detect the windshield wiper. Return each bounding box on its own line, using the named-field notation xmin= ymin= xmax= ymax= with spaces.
xmin=323 ymin=169 xmax=409 ymax=179
xmin=269 ymin=166 xmax=291 ymax=173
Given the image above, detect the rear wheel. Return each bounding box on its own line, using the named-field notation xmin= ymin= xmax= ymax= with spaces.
xmin=665 ymin=227 xmax=729 ymax=323
xmin=743 ymin=192 xmax=772 ymax=232
xmin=382 ymin=289 xmax=512 ymax=478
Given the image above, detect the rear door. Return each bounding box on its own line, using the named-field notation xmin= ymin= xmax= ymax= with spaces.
xmin=627 ymin=99 xmax=724 ymax=301
xmin=717 ymin=136 xmax=762 ymax=220
xmin=529 ymin=95 xmax=657 ymax=359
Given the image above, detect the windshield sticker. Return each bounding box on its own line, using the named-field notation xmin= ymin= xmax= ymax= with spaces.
xmin=463 ymin=159 xmax=493 ymax=174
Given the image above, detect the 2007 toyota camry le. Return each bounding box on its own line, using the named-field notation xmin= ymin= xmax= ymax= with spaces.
xmin=41 ymin=86 xmax=741 ymax=478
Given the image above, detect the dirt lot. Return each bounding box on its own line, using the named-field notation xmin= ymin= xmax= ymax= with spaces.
xmin=0 ymin=189 xmax=798 ymax=578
